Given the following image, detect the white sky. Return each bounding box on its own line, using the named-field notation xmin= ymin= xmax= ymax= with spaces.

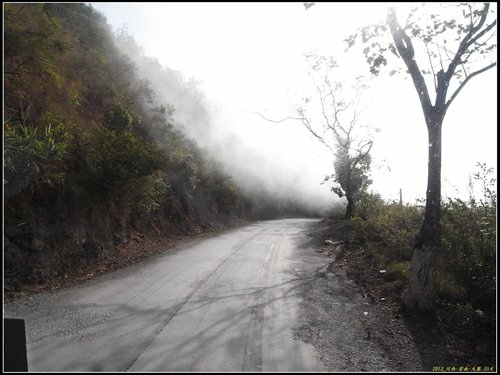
xmin=91 ymin=2 xmax=497 ymax=204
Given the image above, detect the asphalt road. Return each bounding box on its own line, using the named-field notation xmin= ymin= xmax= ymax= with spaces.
xmin=4 ymin=218 xmax=328 ymax=372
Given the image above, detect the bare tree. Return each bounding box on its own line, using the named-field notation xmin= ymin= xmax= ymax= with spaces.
xmin=257 ymin=54 xmax=375 ymax=219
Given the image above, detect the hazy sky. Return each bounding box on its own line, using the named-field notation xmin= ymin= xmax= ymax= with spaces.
xmin=91 ymin=2 xmax=497 ymax=204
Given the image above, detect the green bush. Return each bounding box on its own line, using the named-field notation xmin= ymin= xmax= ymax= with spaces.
xmin=4 ymin=115 xmax=69 ymax=193
xmin=135 ymin=170 xmax=171 ymax=215
xmin=436 ymin=164 xmax=496 ymax=314
xmin=435 ymin=269 xmax=467 ymax=302
xmin=206 ymin=170 xmax=241 ymax=215
xmin=351 ymin=167 xmax=496 ymax=320
xmin=441 ymin=302 xmax=491 ymax=341
xmin=350 ymin=193 xmax=422 ymax=267
xmin=438 ymin=197 xmax=496 ymax=313
xmin=166 ymin=152 xmax=200 ymax=214
xmin=355 ymin=191 xmax=385 ymax=220
xmin=69 ymin=125 xmax=166 ymax=196
xmin=104 ymin=103 xmax=133 ymax=132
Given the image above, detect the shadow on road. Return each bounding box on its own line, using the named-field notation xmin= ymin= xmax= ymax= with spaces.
xmin=27 ymin=271 xmax=317 ymax=371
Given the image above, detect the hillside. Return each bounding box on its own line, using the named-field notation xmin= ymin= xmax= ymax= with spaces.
xmin=3 ymin=3 xmax=315 ymax=296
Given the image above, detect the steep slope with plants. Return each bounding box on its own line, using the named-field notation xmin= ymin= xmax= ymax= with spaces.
xmin=4 ymin=3 xmax=290 ymax=296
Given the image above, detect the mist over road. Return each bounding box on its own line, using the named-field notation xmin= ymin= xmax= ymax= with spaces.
xmin=4 ymin=219 xmax=327 ymax=372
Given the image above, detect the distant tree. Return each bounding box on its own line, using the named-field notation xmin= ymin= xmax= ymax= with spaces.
xmin=329 ymin=136 xmax=372 ymax=220
xmin=258 ymin=54 xmax=375 ymax=219
xmin=346 ymin=3 xmax=496 ymax=310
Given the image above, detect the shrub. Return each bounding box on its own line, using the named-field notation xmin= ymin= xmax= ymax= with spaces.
xmin=69 ymin=125 xmax=166 ymax=196
xmin=355 ymin=191 xmax=385 ymax=220
xmin=206 ymin=170 xmax=241 ymax=216
xmin=104 ymin=103 xmax=133 ymax=132
xmin=4 ymin=115 xmax=69 ymax=197
xmin=438 ymin=197 xmax=496 ymax=313
xmin=350 ymin=193 xmax=422 ymax=267
xmin=352 ymin=183 xmax=496 ymax=315
xmin=135 ymin=170 xmax=171 ymax=215
xmin=436 ymin=164 xmax=496 ymax=314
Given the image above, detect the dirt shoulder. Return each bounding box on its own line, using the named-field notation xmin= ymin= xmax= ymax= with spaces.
xmin=292 ymin=219 xmax=423 ymax=371
xmin=296 ymin=218 xmax=496 ymax=372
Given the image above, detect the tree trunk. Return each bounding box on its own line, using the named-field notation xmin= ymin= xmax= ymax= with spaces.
xmin=345 ymin=196 xmax=354 ymax=219
xmin=404 ymin=111 xmax=443 ymax=310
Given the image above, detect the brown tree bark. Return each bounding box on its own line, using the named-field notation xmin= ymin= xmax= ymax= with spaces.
xmin=386 ymin=4 xmax=495 ymax=310
xmin=404 ymin=110 xmax=444 ymax=310
xmin=345 ymin=196 xmax=354 ymax=220
xmin=388 ymin=9 xmax=441 ymax=310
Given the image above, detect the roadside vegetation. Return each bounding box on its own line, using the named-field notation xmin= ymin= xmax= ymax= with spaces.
xmin=3 ymin=3 xmax=496 ymax=366
xmin=3 ymin=3 xmax=300 ymax=296
xmin=349 ymin=2 xmax=496 ymax=311
xmin=342 ymin=163 xmax=496 ymax=363
xmin=298 ymin=3 xmax=495 ymax=365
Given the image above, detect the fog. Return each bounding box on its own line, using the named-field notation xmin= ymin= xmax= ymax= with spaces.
xmin=111 ymin=28 xmax=338 ymax=216
xmin=92 ymin=2 xmax=497 ymax=208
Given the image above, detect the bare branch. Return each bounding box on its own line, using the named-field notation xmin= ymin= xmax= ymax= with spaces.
xmin=446 ymin=3 xmax=493 ymax=81
xmin=445 ymin=62 xmax=497 ymax=111
xmin=468 ymin=4 xmax=474 ymax=31
xmin=424 ymin=41 xmax=438 ymax=91
xmin=255 ymin=101 xmax=337 ymax=155
xmin=294 ymin=108 xmax=336 ymax=154
xmin=435 ymin=34 xmax=445 ymax=72
xmin=351 ymin=140 xmax=373 ymax=170
xmin=251 ymin=111 xmax=303 ymax=124
xmin=353 ymin=139 xmax=373 ymax=156
xmin=316 ymin=83 xmax=334 ymax=132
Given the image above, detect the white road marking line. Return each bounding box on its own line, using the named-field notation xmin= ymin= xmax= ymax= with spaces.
xmin=265 ymin=244 xmax=274 ymax=264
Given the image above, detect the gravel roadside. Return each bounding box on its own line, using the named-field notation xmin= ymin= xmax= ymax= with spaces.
xmin=291 ymin=219 xmax=424 ymax=372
